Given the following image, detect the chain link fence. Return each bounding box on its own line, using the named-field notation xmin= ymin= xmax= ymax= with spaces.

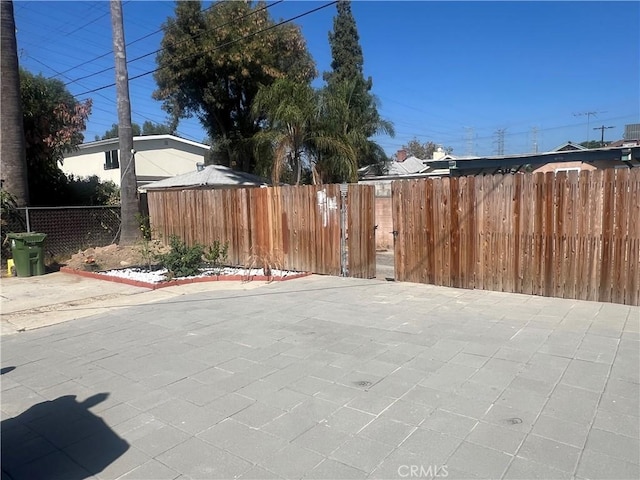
xmin=4 ymin=206 xmax=121 ymax=261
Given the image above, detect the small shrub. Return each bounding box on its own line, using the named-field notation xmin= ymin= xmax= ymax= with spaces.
xmin=155 ymin=235 xmax=204 ymax=279
xmin=203 ymin=240 xmax=229 ymax=274
xmin=244 ymin=247 xmax=283 ymax=278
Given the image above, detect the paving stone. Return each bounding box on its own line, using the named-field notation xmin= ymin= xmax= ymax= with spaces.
xmin=593 ymin=409 xmax=640 ymax=439
xmin=420 ymin=409 xmax=478 ymax=439
xmin=205 ymin=393 xmax=255 ymax=418
xmin=599 ymin=392 xmax=640 ymax=417
xmin=198 ymin=418 xmax=287 ymax=464
xmin=305 ymin=458 xmax=368 ymax=479
xmin=128 ymin=423 xmax=191 ymax=457
xmin=330 ymin=435 xmax=395 ymax=473
xmin=379 ymin=399 xmax=433 ymax=426
xmin=288 ymin=376 xmax=334 ymax=395
xmin=446 ymin=441 xmax=512 ymax=478
xmin=239 ymin=466 xmax=283 ymax=479
xmin=517 ymin=434 xmax=581 ymax=473
xmin=504 ymin=456 xmax=572 ymax=479
xmin=315 ymin=383 xmax=362 ymax=405
xmin=576 ymin=449 xmax=640 ymax=479
xmin=231 ymin=401 xmax=285 ymax=428
xmin=292 ymin=423 xmax=351 ymax=456
xmin=258 ymin=443 xmax=324 ymax=479
xmin=560 ymin=359 xmax=609 ymax=392
xmin=323 ymin=406 xmax=376 ymax=434
xmin=118 ymin=459 xmax=181 ymax=480
xmin=402 ymin=384 xmax=451 ymax=407
xmin=603 ymin=377 xmax=640 ymax=402
xmin=156 ymin=436 xmax=252 ymax=479
xmin=359 ymin=417 xmax=416 ymax=447
xmin=148 ymin=399 xmax=228 ymax=435
xmin=261 ymin=411 xmax=319 ymax=441
xmin=400 ymin=428 xmax=463 ymax=463
xmin=482 ymin=404 xmax=538 ymax=433
xmin=495 ymin=387 xmax=548 ymax=415
xmin=291 ymin=397 xmax=341 ymax=422
xmin=466 ymin=421 xmax=526 ymax=454
xmin=346 ymin=393 xmax=396 ymax=415
xmin=531 ymin=414 xmax=590 ymax=448
xmin=2 ymin=450 xmax=91 ymax=480
xmin=542 ymin=384 xmax=600 ymax=424
xmin=585 ymin=427 xmax=640 ymax=464
xmin=449 ymin=352 xmax=490 ymax=368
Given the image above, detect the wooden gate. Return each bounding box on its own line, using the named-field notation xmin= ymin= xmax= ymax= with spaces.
xmin=147 ymin=184 xmax=376 ymax=278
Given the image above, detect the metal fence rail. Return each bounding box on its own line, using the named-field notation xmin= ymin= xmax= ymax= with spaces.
xmin=5 ymin=206 xmax=121 ymax=259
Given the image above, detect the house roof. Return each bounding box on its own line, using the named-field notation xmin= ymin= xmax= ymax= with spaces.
xmin=551 ymin=141 xmax=588 ymax=152
xmin=388 ymin=156 xmax=428 ymax=175
xmin=142 ymin=164 xmax=269 ymax=190
xmin=73 ymin=134 xmax=211 ymax=152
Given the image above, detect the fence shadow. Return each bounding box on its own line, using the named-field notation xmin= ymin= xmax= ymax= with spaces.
xmin=1 ymin=393 xmax=129 ymax=480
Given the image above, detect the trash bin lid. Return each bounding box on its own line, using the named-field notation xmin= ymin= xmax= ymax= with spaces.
xmin=6 ymin=232 xmax=47 ymax=243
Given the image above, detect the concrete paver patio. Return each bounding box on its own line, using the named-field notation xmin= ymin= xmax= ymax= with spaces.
xmin=1 ymin=274 xmax=639 ymax=479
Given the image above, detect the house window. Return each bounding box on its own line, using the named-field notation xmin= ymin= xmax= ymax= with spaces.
xmin=554 ymin=167 xmax=580 ymax=174
xmin=104 ymin=150 xmax=119 ymax=170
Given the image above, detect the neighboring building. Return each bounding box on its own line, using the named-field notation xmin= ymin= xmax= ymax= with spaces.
xmin=62 ymin=134 xmax=211 ymax=188
xmin=624 ymin=123 xmax=640 ymax=141
xmin=425 ymin=145 xmax=640 ymax=176
xmin=141 ymin=164 xmax=268 ymax=191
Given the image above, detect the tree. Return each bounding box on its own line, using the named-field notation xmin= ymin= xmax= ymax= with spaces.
xmin=111 ymin=0 xmax=140 ymax=245
xmin=20 ymin=69 xmax=92 ymax=205
xmin=314 ymin=79 xmax=393 ymax=183
xmin=580 ymin=140 xmax=609 ymax=149
xmin=1 ymin=0 xmax=29 ymax=207
xmin=153 ymin=0 xmax=315 ymax=174
xmin=97 ymin=121 xmax=172 ymax=140
xmin=322 ymin=0 xmax=391 ymax=176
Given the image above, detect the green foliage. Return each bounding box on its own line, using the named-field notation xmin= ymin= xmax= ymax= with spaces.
xmin=64 ymin=175 xmax=120 ymax=206
xmin=134 ymin=213 xmax=161 ymax=269
xmin=398 ymin=138 xmax=452 ymax=160
xmin=153 ymin=0 xmax=316 ymax=174
xmin=97 ymin=121 xmax=173 ymax=140
xmin=203 ymin=240 xmax=229 ymax=274
xmin=155 ymin=235 xmax=204 ymax=279
xmin=20 ymin=68 xmax=92 ymax=206
xmin=319 ymin=1 xmax=393 ymax=180
xmin=0 ymin=188 xmax=27 ymax=262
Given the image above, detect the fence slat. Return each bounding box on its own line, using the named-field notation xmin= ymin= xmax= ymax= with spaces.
xmin=391 ymin=169 xmax=638 ymax=306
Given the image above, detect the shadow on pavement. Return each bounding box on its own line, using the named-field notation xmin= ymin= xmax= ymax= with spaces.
xmin=1 ymin=393 xmax=129 ymax=480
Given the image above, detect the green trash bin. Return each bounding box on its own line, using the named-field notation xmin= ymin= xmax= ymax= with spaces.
xmin=7 ymin=233 xmax=47 ymax=277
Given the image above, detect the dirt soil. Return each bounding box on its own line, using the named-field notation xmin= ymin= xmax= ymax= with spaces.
xmin=64 ymin=243 xmax=166 ymax=272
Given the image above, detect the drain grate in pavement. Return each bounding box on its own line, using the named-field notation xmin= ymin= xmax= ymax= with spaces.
xmin=353 ymin=380 xmax=372 ymax=388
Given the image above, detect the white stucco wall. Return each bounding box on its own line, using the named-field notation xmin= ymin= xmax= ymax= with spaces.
xmin=62 ymin=135 xmax=210 ymax=187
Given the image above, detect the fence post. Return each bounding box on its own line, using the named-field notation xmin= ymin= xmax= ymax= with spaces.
xmin=340 ymin=183 xmax=348 ymax=277
xmin=25 ymin=206 xmax=31 ymax=232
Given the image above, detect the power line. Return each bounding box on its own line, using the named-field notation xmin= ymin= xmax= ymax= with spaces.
xmin=74 ymin=1 xmax=338 ymax=97
xmin=64 ymin=0 xmax=283 ymax=87
xmin=593 ymin=125 xmax=615 ymax=147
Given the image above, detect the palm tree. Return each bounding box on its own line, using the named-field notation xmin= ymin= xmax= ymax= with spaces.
xmin=314 ymin=79 xmax=394 ymax=184
xmin=251 ymin=78 xmax=321 ymax=185
xmin=1 ymin=0 xmax=29 ymax=206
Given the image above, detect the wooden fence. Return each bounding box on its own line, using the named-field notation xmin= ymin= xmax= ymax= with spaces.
xmin=147 ymin=184 xmax=376 ymax=278
xmin=392 ymin=169 xmax=640 ymax=305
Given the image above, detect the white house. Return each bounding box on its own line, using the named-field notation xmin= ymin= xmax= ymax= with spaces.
xmin=62 ymin=134 xmax=211 ymax=188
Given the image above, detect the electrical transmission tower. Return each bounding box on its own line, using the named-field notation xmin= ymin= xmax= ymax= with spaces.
xmin=464 ymin=127 xmax=475 ymax=156
xmin=494 ymin=128 xmax=506 ymax=156
xmin=593 ymin=125 xmax=615 ymax=147
xmin=531 ymin=126 xmax=538 ymax=153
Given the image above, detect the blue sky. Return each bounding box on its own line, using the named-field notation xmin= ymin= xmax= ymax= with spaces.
xmin=15 ymin=1 xmax=640 ymax=158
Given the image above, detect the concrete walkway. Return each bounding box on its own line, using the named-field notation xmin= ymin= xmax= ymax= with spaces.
xmin=1 ymin=274 xmax=638 ymax=479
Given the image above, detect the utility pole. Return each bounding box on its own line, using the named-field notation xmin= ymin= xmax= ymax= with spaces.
xmin=574 ymin=111 xmax=603 ymax=143
xmin=110 ymin=0 xmax=140 ymax=245
xmin=593 ymin=125 xmax=615 ymax=147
